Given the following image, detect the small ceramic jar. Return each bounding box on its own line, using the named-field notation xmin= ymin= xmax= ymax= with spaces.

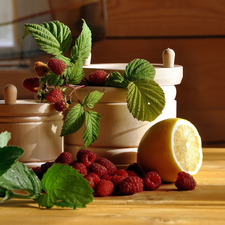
xmin=65 ymin=58 xmax=183 ymax=168
xmin=0 ymin=84 xmax=64 ymax=167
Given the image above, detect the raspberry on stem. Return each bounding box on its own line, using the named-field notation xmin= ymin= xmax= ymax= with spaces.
xmin=22 ymin=77 xmax=40 ymax=93
xmin=46 ymin=88 xmax=63 ymax=103
xmin=48 ymin=58 xmax=66 ymax=76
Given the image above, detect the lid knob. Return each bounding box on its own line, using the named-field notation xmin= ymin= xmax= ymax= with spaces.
xmin=4 ymin=84 xmax=17 ymax=105
xmin=162 ymin=48 xmax=175 ymax=68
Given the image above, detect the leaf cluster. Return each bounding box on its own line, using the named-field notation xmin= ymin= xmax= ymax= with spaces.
xmin=22 ymin=20 xmax=165 ymax=148
xmin=0 ymin=132 xmax=93 ymax=209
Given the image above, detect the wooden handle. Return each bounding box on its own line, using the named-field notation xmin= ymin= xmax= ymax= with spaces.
xmin=4 ymin=84 xmax=17 ymax=105
xmin=162 ymin=48 xmax=175 ymax=68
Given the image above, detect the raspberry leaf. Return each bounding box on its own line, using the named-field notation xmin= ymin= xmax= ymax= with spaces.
xmin=0 ymin=146 xmax=24 ymax=177
xmin=83 ymin=110 xmax=101 ymax=148
xmin=82 ymin=91 xmax=104 ymax=109
xmin=60 ymin=104 xmax=85 ymax=136
xmin=0 ymin=131 xmax=11 ymax=147
xmin=124 ymin=59 xmax=155 ymax=81
xmin=0 ymin=161 xmax=42 ymax=196
xmin=67 ymin=55 xmax=84 ymax=84
xmin=70 ymin=20 xmax=92 ymax=64
xmin=127 ymin=80 xmax=165 ymax=121
xmin=22 ymin=21 xmax=72 ymax=56
xmin=37 ymin=164 xmax=93 ymax=209
xmin=105 ymin=71 xmax=129 ymax=88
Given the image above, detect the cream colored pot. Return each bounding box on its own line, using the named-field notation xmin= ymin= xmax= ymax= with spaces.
xmin=65 ymin=59 xmax=183 ymax=168
xmin=0 ymin=84 xmax=64 ymax=167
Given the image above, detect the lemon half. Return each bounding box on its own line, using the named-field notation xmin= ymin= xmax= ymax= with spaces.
xmin=137 ymin=118 xmax=203 ymax=182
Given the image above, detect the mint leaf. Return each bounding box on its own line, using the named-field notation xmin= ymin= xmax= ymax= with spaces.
xmin=82 ymin=91 xmax=104 ymax=109
xmin=127 ymin=80 xmax=165 ymax=121
xmin=70 ymin=20 xmax=92 ymax=64
xmin=83 ymin=110 xmax=101 ymax=147
xmin=37 ymin=164 xmax=93 ymax=209
xmin=60 ymin=104 xmax=85 ymax=136
xmin=22 ymin=21 xmax=72 ymax=56
xmin=105 ymin=71 xmax=129 ymax=88
xmin=67 ymin=55 xmax=84 ymax=84
xmin=0 ymin=161 xmax=42 ymax=195
xmin=0 ymin=131 xmax=11 ymax=147
xmin=124 ymin=59 xmax=155 ymax=81
xmin=0 ymin=146 xmax=24 ymax=177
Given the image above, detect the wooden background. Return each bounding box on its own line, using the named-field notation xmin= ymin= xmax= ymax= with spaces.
xmin=1 ymin=0 xmax=225 ymax=147
xmin=88 ymin=0 xmax=225 ymax=147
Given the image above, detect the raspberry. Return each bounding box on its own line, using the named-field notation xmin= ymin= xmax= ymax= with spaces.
xmin=88 ymin=70 xmax=107 ymax=86
xmin=126 ymin=163 xmax=144 ymax=177
xmin=95 ymin=179 xmax=114 ymax=197
xmin=89 ymin=163 xmax=107 ymax=177
xmin=127 ymin=170 xmax=138 ymax=177
xmin=34 ymin=61 xmax=50 ymax=77
xmin=175 ymin=172 xmax=196 ymax=190
xmin=22 ymin=77 xmax=40 ymax=93
xmin=143 ymin=171 xmax=161 ymax=190
xmin=72 ymin=162 xmax=88 ymax=176
xmin=95 ymin=158 xmax=117 ymax=175
xmin=55 ymin=152 xmax=73 ymax=165
xmin=76 ymin=149 xmax=96 ymax=167
xmin=41 ymin=161 xmax=55 ymax=174
xmin=48 ymin=58 xmax=66 ymax=75
xmin=46 ymin=88 xmax=63 ymax=103
xmin=85 ymin=176 xmax=95 ymax=190
xmin=110 ymin=175 xmax=126 ymax=190
xmin=118 ymin=176 xmax=144 ymax=195
xmin=116 ymin=169 xmax=128 ymax=177
xmin=101 ymin=174 xmax=112 ymax=180
xmin=85 ymin=173 xmax=100 ymax=185
xmin=32 ymin=166 xmax=43 ymax=180
xmin=54 ymin=100 xmax=67 ymax=112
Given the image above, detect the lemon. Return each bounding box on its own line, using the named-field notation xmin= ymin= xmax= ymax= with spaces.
xmin=137 ymin=118 xmax=203 ymax=182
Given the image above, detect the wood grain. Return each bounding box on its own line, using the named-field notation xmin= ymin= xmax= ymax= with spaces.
xmin=0 ymin=148 xmax=225 ymax=225
xmin=106 ymin=0 xmax=225 ymax=37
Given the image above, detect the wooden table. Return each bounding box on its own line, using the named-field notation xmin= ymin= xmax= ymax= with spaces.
xmin=1 ymin=148 xmax=225 ymax=225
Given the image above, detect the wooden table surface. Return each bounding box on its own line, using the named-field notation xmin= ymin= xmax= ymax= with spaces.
xmin=1 ymin=148 xmax=225 ymax=225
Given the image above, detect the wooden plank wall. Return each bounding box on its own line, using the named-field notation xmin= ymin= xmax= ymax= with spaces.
xmin=1 ymin=0 xmax=223 ymax=147
xmin=88 ymin=0 xmax=225 ymax=147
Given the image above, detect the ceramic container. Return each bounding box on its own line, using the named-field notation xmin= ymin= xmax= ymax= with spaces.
xmin=64 ymin=51 xmax=183 ymax=168
xmin=0 ymin=84 xmax=64 ymax=167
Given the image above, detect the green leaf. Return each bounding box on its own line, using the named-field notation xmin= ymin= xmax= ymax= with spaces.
xmin=60 ymin=104 xmax=85 ymax=136
xmin=105 ymin=71 xmax=129 ymax=88
xmin=67 ymin=55 xmax=84 ymax=84
xmin=70 ymin=20 xmax=92 ymax=64
xmin=0 ymin=161 xmax=42 ymax=195
xmin=82 ymin=91 xmax=104 ymax=109
xmin=127 ymin=80 xmax=165 ymax=122
xmin=83 ymin=110 xmax=101 ymax=147
xmin=37 ymin=164 xmax=93 ymax=209
xmin=22 ymin=21 xmax=72 ymax=56
xmin=124 ymin=59 xmax=156 ymax=81
xmin=0 ymin=131 xmax=11 ymax=147
xmin=0 ymin=146 xmax=24 ymax=177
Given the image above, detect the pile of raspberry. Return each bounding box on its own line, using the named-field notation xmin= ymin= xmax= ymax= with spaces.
xmin=32 ymin=149 xmax=196 ymax=197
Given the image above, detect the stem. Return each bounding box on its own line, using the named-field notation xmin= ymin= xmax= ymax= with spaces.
xmin=66 ymin=84 xmax=86 ymax=104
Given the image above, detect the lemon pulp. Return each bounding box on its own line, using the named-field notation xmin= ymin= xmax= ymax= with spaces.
xmin=172 ymin=119 xmax=202 ymax=175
